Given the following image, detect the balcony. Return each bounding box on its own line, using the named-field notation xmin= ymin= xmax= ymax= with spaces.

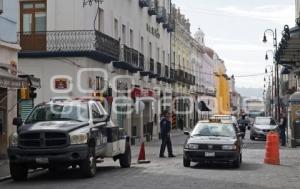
xmin=156 ymin=62 xmax=162 ymax=80
xmin=19 ymin=30 xmax=120 ymax=63
xmin=176 ymin=69 xmax=184 ymax=82
xmin=139 ymin=0 xmax=150 ymax=8
xmin=113 ymin=45 xmax=139 ymax=72
xmin=156 ymin=7 xmax=167 ymax=23
xmin=170 ymin=68 xmax=175 ymax=81
xmin=166 ymin=14 xmax=175 ymax=32
xmin=148 ymin=58 xmax=156 ymax=78
xmin=138 ymin=53 xmax=145 ymax=71
xmin=148 ymin=0 xmax=157 ymax=16
xmin=165 ymin=66 xmax=169 ymax=78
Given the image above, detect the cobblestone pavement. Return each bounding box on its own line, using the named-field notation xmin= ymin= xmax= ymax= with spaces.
xmin=1 ymin=130 xmax=300 ymax=189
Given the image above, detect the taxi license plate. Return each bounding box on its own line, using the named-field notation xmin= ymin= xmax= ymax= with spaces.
xmin=36 ymin=158 xmax=49 ymax=164
xmin=205 ymin=152 xmax=215 ymax=157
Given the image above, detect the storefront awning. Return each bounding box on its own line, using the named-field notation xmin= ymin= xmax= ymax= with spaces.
xmin=0 ymin=69 xmax=27 ymax=89
xmin=281 ymin=67 xmax=291 ymax=75
xmin=198 ymin=101 xmax=211 ymax=111
xmin=277 ymin=25 xmax=300 ymax=66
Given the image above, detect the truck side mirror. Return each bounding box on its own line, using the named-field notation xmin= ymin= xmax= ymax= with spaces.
xmin=13 ymin=117 xmax=23 ymax=127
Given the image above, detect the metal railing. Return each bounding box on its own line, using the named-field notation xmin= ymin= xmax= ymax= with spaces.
xmin=18 ymin=30 xmax=120 ymax=60
xmin=150 ymin=58 xmax=155 ymax=74
xmin=139 ymin=0 xmax=150 ymax=8
xmin=156 ymin=7 xmax=167 ymax=23
xmin=157 ymin=62 xmax=162 ymax=76
xmin=121 ymin=45 xmax=139 ymax=68
xmin=148 ymin=0 xmax=157 ymax=15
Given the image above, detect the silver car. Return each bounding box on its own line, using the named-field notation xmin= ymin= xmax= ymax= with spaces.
xmin=250 ymin=117 xmax=279 ymax=140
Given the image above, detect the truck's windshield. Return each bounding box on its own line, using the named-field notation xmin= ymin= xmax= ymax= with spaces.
xmin=25 ymin=103 xmax=89 ymax=124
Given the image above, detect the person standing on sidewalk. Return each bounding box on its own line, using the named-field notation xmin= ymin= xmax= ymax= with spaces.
xmin=159 ymin=110 xmax=176 ymax=158
xmin=279 ymin=112 xmax=287 ymax=146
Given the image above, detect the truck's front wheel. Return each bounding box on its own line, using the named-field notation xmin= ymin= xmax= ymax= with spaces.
xmin=119 ymin=143 xmax=131 ymax=168
xmin=10 ymin=163 xmax=28 ymax=181
xmin=80 ymin=148 xmax=97 ymax=178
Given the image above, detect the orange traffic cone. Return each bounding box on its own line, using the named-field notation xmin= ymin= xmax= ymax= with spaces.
xmin=137 ymin=142 xmax=151 ymax=164
xmin=264 ymin=132 xmax=280 ymax=165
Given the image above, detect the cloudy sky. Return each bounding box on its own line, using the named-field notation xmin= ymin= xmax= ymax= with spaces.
xmin=172 ymin=0 xmax=295 ymax=91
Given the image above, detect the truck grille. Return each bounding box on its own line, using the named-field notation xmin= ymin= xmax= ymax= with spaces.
xmin=19 ymin=132 xmax=68 ymax=148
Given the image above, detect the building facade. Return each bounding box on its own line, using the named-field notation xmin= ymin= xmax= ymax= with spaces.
xmin=171 ymin=6 xmax=194 ymax=129
xmin=0 ymin=0 xmax=22 ymax=158
xmin=17 ymin=0 xmax=174 ymax=142
xmin=191 ymin=29 xmax=216 ymax=121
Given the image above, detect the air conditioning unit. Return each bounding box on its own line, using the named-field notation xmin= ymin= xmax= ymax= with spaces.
xmin=0 ymin=0 xmax=3 ymax=14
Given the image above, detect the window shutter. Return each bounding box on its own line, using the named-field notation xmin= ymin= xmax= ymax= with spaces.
xmin=0 ymin=0 xmax=3 ymax=14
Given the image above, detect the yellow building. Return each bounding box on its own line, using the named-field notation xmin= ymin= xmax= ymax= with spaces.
xmin=215 ymin=59 xmax=231 ymax=115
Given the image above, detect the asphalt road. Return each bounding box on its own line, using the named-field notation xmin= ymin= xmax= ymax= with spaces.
xmin=1 ymin=131 xmax=300 ymax=189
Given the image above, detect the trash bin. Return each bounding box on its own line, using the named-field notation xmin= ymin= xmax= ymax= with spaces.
xmin=288 ymin=92 xmax=300 ymax=147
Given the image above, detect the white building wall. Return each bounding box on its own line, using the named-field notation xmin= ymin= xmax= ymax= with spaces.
xmin=296 ymin=0 xmax=300 ymax=19
xmin=47 ymin=0 xmax=171 ymax=66
xmin=19 ymin=0 xmax=172 ymax=139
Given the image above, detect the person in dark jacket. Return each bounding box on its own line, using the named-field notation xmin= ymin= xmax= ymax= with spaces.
xmin=159 ymin=110 xmax=176 ymax=158
xmin=279 ymin=112 xmax=287 ymax=146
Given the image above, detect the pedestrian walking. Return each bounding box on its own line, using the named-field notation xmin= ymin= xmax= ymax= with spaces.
xmin=159 ymin=110 xmax=176 ymax=158
xmin=178 ymin=117 xmax=184 ymax=130
xmin=279 ymin=112 xmax=287 ymax=146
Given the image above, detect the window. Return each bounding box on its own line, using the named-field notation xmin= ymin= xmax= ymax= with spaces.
xmin=122 ymin=24 xmax=126 ymax=45
xmin=20 ymin=1 xmax=46 ymax=33
xmin=163 ymin=51 xmax=166 ymax=64
xmin=141 ymin=36 xmax=144 ymax=54
xmin=0 ymin=0 xmax=4 ymax=14
xmin=149 ymin=42 xmax=152 ymax=57
xmin=130 ymin=29 xmax=133 ymax=48
xmin=157 ymin=47 xmax=160 ymax=62
xmin=114 ymin=19 xmax=119 ymax=39
xmin=35 ymin=12 xmax=46 ymax=32
xmin=98 ymin=8 xmax=104 ymax=32
xmin=91 ymin=104 xmax=102 ymax=120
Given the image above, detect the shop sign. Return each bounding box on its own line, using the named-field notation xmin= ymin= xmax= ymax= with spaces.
xmin=54 ymin=78 xmax=68 ymax=89
xmin=131 ymin=88 xmax=155 ymax=98
xmin=146 ymin=24 xmax=160 ymax=39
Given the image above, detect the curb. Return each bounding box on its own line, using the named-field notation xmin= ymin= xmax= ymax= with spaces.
xmin=0 ymin=168 xmax=45 ymax=182
xmin=0 ymin=176 xmax=10 ymax=182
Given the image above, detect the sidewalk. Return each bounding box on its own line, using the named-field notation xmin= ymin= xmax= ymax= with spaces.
xmin=0 ymin=159 xmax=10 ymax=179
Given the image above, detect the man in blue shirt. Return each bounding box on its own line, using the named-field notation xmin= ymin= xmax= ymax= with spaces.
xmin=159 ymin=110 xmax=175 ymax=158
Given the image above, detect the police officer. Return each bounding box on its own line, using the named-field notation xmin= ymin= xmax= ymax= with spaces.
xmin=279 ymin=112 xmax=287 ymax=146
xmin=159 ymin=110 xmax=176 ymax=158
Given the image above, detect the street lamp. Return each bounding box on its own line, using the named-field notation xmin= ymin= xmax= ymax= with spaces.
xmin=262 ymin=29 xmax=280 ymax=120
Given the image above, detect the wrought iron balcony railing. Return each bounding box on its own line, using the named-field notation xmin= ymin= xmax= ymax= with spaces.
xmin=18 ymin=30 xmax=120 ymax=61
xmin=156 ymin=7 xmax=167 ymax=23
xmin=150 ymin=58 xmax=155 ymax=74
xmin=139 ymin=0 xmax=150 ymax=8
xmin=139 ymin=53 xmax=145 ymax=71
xmin=165 ymin=65 xmax=169 ymax=78
xmin=166 ymin=14 xmax=175 ymax=33
xmin=120 ymin=45 xmax=139 ymax=71
xmin=170 ymin=68 xmax=174 ymax=80
xmin=157 ymin=62 xmax=162 ymax=77
xmin=148 ymin=0 xmax=157 ymax=16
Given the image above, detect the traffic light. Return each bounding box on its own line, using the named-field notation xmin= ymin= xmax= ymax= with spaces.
xmin=29 ymin=87 xmax=37 ymax=99
xmin=107 ymin=87 xmax=112 ymax=96
xmin=20 ymin=88 xmax=29 ymax=100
